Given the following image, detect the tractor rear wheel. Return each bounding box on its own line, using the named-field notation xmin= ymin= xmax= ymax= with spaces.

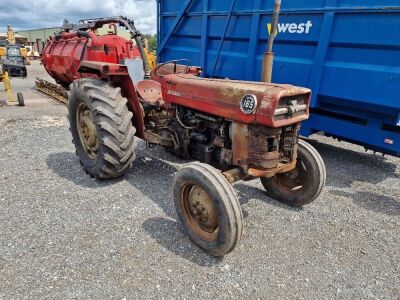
xmin=260 ymin=139 xmax=326 ymax=207
xmin=173 ymin=162 xmax=243 ymax=256
xmin=68 ymin=78 xmax=137 ymax=179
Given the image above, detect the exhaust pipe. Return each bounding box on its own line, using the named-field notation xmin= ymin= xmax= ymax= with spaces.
xmin=261 ymin=0 xmax=281 ymax=83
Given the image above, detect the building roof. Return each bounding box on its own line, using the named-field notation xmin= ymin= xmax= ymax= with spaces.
xmin=16 ymin=27 xmax=60 ymax=33
xmin=0 ymin=33 xmax=26 ymax=38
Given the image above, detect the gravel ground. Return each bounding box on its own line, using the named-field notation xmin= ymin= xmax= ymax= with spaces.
xmin=0 ymin=61 xmax=399 ymax=299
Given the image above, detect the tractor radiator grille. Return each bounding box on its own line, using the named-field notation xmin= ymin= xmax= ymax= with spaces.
xmin=274 ymin=95 xmax=308 ymax=121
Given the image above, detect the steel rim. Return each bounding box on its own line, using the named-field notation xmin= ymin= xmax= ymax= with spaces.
xmin=180 ymin=183 xmax=219 ymax=241
xmin=272 ymin=158 xmax=308 ymax=193
xmin=76 ymin=102 xmax=99 ymax=160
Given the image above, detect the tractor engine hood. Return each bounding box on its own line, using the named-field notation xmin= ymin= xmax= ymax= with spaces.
xmin=163 ymin=74 xmax=311 ymax=128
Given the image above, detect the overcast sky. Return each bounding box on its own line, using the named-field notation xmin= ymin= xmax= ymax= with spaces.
xmin=0 ymin=0 xmax=157 ymax=34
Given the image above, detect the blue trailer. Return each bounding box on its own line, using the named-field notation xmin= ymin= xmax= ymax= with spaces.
xmin=157 ymin=0 xmax=400 ymax=156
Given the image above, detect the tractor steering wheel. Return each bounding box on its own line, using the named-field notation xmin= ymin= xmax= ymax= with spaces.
xmin=154 ymin=59 xmax=191 ymax=77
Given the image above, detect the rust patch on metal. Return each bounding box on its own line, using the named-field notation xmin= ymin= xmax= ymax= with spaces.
xmin=136 ymin=80 xmax=164 ymax=107
xmin=232 ymin=122 xmax=249 ymax=166
xmin=248 ymin=125 xmax=282 ymax=169
xmin=232 ymin=122 xmax=300 ymax=178
xmin=248 ymin=160 xmax=297 ymax=178
xmin=180 ymin=183 xmax=218 ymax=242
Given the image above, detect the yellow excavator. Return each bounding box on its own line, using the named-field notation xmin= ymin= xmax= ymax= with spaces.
xmin=0 ymin=26 xmax=25 ymax=106
xmin=0 ymin=25 xmax=14 ymax=57
xmin=0 ymin=24 xmax=28 ymax=58
xmin=0 ymin=25 xmax=28 ymax=77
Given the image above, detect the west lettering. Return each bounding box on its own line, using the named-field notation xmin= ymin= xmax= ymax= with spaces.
xmin=297 ymin=24 xmax=305 ymax=34
xmin=277 ymin=23 xmax=290 ymax=33
xmin=305 ymin=20 xmax=313 ymax=34
xmin=288 ymin=23 xmax=297 ymax=33
xmin=269 ymin=21 xmax=313 ymax=35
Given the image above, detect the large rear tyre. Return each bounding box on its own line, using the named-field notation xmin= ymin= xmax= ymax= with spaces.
xmin=68 ymin=78 xmax=137 ymax=179
xmin=260 ymin=139 xmax=326 ymax=207
xmin=173 ymin=162 xmax=243 ymax=256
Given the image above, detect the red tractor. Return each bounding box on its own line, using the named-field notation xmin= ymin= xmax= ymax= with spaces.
xmin=42 ymin=17 xmax=326 ymax=256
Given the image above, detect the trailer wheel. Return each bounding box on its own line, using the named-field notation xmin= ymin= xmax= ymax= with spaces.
xmin=68 ymin=78 xmax=137 ymax=179
xmin=260 ymin=140 xmax=326 ymax=207
xmin=17 ymin=92 xmax=25 ymax=106
xmin=173 ymin=162 xmax=243 ymax=256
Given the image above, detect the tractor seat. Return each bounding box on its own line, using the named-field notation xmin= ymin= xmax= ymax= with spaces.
xmin=136 ymin=80 xmax=165 ymax=107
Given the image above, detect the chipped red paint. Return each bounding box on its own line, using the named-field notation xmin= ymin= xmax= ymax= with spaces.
xmin=155 ymin=73 xmax=311 ymax=128
xmin=41 ymin=33 xmax=141 ymax=85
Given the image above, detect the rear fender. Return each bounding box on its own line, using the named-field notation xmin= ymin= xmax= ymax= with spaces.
xmin=115 ymin=75 xmax=145 ymax=139
xmin=78 ymin=61 xmax=129 ymax=76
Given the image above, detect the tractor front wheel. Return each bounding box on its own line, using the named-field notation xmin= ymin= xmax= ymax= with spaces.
xmin=68 ymin=78 xmax=137 ymax=179
xmin=173 ymin=162 xmax=243 ymax=256
xmin=260 ymin=139 xmax=326 ymax=207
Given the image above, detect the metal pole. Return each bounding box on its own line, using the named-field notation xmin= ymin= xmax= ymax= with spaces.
xmin=261 ymin=0 xmax=281 ymax=83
